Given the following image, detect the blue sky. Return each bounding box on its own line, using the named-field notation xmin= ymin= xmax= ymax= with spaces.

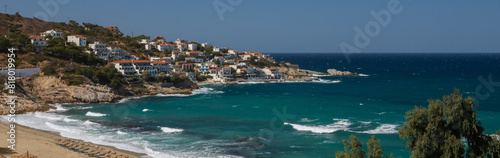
xmin=3 ymin=0 xmax=500 ymax=53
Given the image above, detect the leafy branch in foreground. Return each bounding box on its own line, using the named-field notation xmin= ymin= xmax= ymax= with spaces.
xmin=399 ymin=89 xmax=499 ymax=158
xmin=336 ymin=135 xmax=393 ymax=158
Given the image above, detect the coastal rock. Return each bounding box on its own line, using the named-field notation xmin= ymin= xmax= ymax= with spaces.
xmin=327 ymin=69 xmax=357 ymax=76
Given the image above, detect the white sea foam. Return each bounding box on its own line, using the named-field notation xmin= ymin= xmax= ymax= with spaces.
xmin=299 ymin=118 xmax=319 ymax=123
xmin=63 ymin=117 xmax=78 ymax=122
xmin=312 ymin=74 xmax=330 ymax=77
xmin=75 ymin=106 xmax=93 ymax=110
xmin=358 ymin=74 xmax=370 ymax=77
xmin=358 ymin=124 xmax=399 ymax=134
xmin=85 ymin=111 xmax=107 ymax=117
xmin=34 ymin=112 xmax=64 ymax=121
xmin=359 ymin=121 xmax=372 ymax=125
xmin=285 ymin=119 xmax=351 ymax=134
xmin=48 ymin=103 xmax=69 ymax=112
xmin=192 ymin=87 xmax=224 ymax=95
xmin=142 ymin=109 xmax=153 ymax=112
xmin=312 ymin=79 xmax=341 ymax=84
xmin=160 ymin=126 xmax=184 ymax=133
xmin=83 ymin=120 xmax=99 ymax=126
xmin=237 ymin=81 xmax=267 ymax=84
xmin=117 ymin=131 xmax=128 ymax=135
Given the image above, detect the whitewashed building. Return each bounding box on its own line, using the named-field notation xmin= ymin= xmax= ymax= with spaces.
xmin=178 ymin=43 xmax=187 ymax=51
xmin=145 ymin=44 xmax=153 ymax=50
xmin=113 ymin=60 xmax=162 ymax=77
xmin=201 ymin=43 xmax=211 ymax=48
xmin=29 ymin=36 xmax=48 ymax=52
xmin=139 ymin=39 xmax=152 ymax=44
xmin=40 ymin=29 xmax=63 ymax=39
xmin=213 ymin=47 xmax=221 ymax=53
xmin=188 ymin=43 xmax=197 ymax=51
xmin=158 ymin=44 xmax=174 ymax=52
xmin=67 ymin=35 xmax=87 ymax=46
xmin=88 ymin=41 xmax=108 ymax=59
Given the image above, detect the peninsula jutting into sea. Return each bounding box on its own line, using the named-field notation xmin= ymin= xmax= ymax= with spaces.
xmin=1 ymin=1 xmax=500 ymax=158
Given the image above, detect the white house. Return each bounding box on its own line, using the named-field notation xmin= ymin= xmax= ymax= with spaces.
xmin=29 ymin=36 xmax=48 ymax=52
xmin=40 ymin=29 xmax=63 ymax=39
xmin=213 ymin=47 xmax=221 ymax=53
xmin=201 ymin=43 xmax=211 ymax=48
xmin=194 ymin=58 xmax=204 ymax=63
xmin=145 ymin=44 xmax=153 ymax=50
xmin=113 ymin=60 xmax=162 ymax=77
xmin=107 ymin=47 xmax=132 ymax=61
xmin=188 ymin=43 xmax=197 ymax=51
xmin=187 ymin=51 xmax=200 ymax=57
xmin=262 ymin=68 xmax=282 ymax=79
xmin=139 ymin=39 xmax=151 ymax=44
xmin=67 ymin=35 xmax=87 ymax=46
xmin=88 ymin=41 xmax=108 ymax=59
xmin=178 ymin=43 xmax=187 ymax=51
xmin=158 ymin=44 xmax=174 ymax=52
xmin=175 ymin=39 xmax=187 ymax=45
xmin=237 ymin=62 xmax=248 ymax=68
xmin=151 ymin=61 xmax=170 ymax=73
xmin=172 ymin=52 xmax=186 ymax=60
xmin=150 ymin=57 xmax=171 ymax=63
xmin=219 ymin=67 xmax=232 ymax=78
xmin=228 ymin=49 xmax=237 ymax=54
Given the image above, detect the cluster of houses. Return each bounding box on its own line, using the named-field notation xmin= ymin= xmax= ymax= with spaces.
xmin=29 ymin=28 xmax=283 ymax=82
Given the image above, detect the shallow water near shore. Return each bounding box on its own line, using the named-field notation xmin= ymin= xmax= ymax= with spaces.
xmin=8 ymin=53 xmax=500 ymax=158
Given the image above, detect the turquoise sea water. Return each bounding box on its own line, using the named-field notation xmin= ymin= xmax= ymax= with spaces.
xmin=6 ymin=53 xmax=500 ymax=158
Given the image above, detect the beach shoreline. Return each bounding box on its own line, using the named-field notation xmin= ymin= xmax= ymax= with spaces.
xmin=0 ymin=121 xmax=146 ymax=158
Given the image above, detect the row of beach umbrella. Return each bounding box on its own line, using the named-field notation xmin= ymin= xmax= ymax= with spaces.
xmin=55 ymin=138 xmax=130 ymax=158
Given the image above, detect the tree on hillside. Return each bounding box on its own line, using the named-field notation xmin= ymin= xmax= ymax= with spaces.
xmin=399 ymin=89 xmax=496 ymax=157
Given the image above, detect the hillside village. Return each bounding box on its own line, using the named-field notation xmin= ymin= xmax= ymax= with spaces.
xmin=27 ymin=25 xmax=313 ymax=83
xmin=0 ymin=13 xmax=336 ymax=114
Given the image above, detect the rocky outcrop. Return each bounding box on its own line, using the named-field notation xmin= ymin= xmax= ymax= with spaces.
xmin=0 ymin=76 xmax=118 ymax=115
xmin=327 ymin=69 xmax=358 ymax=76
xmin=29 ymin=76 xmax=116 ymax=104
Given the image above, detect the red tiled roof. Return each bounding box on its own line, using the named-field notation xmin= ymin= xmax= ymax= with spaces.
xmin=189 ymin=51 xmax=198 ymax=54
xmin=223 ymin=67 xmax=231 ymax=69
xmin=152 ymin=61 xmax=167 ymax=64
xmin=106 ymin=26 xmax=119 ymax=30
xmin=179 ymin=43 xmax=187 ymax=45
xmin=30 ymin=36 xmax=46 ymax=39
xmin=182 ymin=63 xmax=192 ymax=65
xmin=217 ymin=56 xmax=224 ymax=58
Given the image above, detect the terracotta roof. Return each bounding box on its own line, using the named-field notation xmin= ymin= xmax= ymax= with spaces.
xmin=182 ymin=63 xmax=192 ymax=65
xmin=223 ymin=67 xmax=231 ymax=69
xmin=188 ymin=43 xmax=196 ymax=45
xmin=152 ymin=61 xmax=167 ymax=64
xmin=268 ymin=68 xmax=276 ymax=71
xmin=106 ymin=26 xmax=119 ymax=30
xmin=179 ymin=43 xmax=187 ymax=45
xmin=30 ymin=36 xmax=46 ymax=38
xmin=239 ymin=68 xmax=246 ymax=70
xmin=217 ymin=56 xmax=224 ymax=58
xmin=189 ymin=51 xmax=198 ymax=54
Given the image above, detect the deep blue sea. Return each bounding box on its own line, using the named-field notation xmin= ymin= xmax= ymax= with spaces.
xmin=6 ymin=53 xmax=500 ymax=158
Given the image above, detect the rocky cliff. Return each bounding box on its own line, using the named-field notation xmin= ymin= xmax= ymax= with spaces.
xmin=0 ymin=75 xmax=118 ymax=115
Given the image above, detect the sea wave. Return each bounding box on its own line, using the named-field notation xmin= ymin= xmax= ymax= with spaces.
xmin=299 ymin=118 xmax=319 ymax=123
xmin=83 ymin=120 xmax=99 ymax=126
xmin=285 ymin=119 xmax=351 ymax=134
xmin=117 ymin=131 xmax=128 ymax=135
xmin=142 ymin=109 xmax=153 ymax=112
xmin=312 ymin=79 xmax=341 ymax=84
xmin=159 ymin=126 xmax=184 ymax=133
xmin=358 ymin=74 xmax=370 ymax=77
xmin=357 ymin=124 xmax=399 ymax=134
xmin=48 ymin=103 xmax=69 ymax=112
xmin=85 ymin=111 xmax=107 ymax=117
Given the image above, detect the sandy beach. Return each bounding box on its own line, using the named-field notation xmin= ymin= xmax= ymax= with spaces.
xmin=0 ymin=121 xmax=145 ymax=158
